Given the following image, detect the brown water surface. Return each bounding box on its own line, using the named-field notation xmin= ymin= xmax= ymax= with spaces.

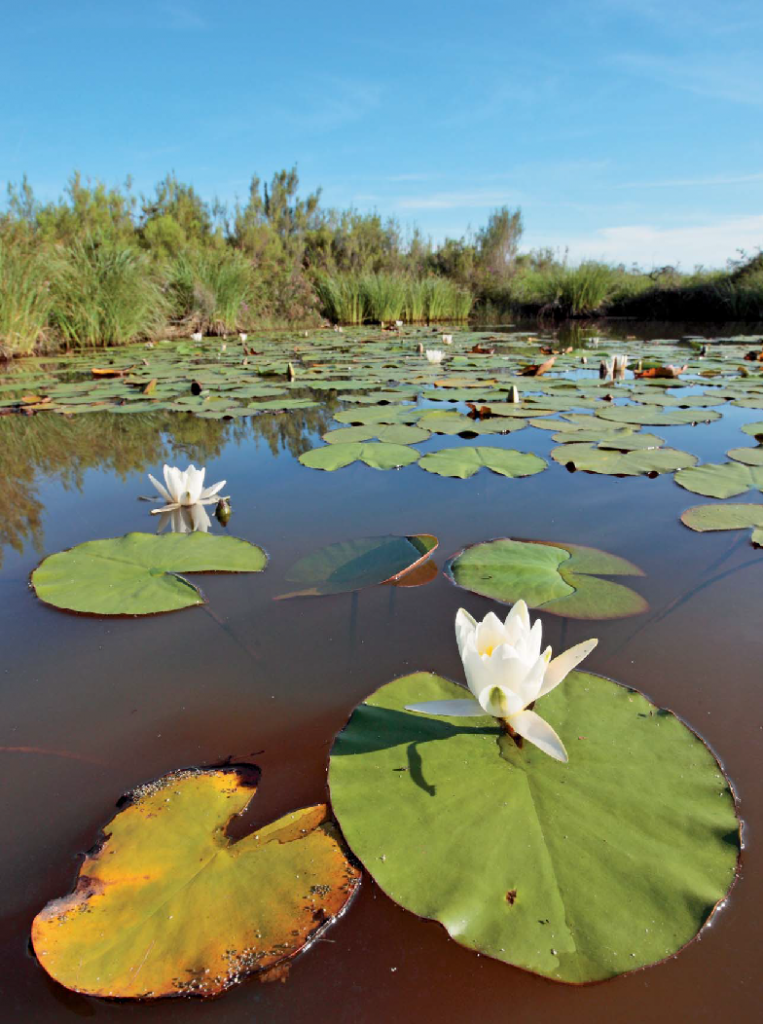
xmin=0 ymin=323 xmax=760 ymax=1022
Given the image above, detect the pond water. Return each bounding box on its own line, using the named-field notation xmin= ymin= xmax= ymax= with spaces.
xmin=0 ymin=321 xmax=760 ymax=1021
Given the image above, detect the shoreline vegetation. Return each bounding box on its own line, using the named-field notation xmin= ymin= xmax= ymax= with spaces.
xmin=1 ymin=168 xmax=762 ymax=357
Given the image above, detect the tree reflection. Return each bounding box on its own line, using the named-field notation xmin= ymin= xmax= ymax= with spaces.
xmin=0 ymin=402 xmax=335 ymax=566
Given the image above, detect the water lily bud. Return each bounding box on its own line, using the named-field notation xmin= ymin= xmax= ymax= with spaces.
xmin=508 ymin=386 xmax=519 ymax=403
xmin=287 ymin=362 xmax=296 ymax=381
xmin=215 ymin=498 xmax=232 ymax=526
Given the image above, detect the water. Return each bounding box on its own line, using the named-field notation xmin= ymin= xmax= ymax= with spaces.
xmin=1 ymin=323 xmax=760 ymax=1021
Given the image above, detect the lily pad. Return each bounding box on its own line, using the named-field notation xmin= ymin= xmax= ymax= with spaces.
xmin=299 ymin=441 xmax=419 ymax=471
xmin=323 ymin=424 xmax=430 ymax=445
xmin=278 ymin=534 xmax=438 ymax=598
xmin=727 ymin=446 xmax=763 ymax=466
xmin=741 ymin=421 xmax=763 ymax=439
xmin=551 ymin=443 xmax=697 ymax=476
xmin=596 ymin=405 xmax=721 ymax=426
xmin=445 ymin=538 xmax=647 ymax=618
xmin=32 ymin=766 xmax=361 ymax=998
xmin=680 ymin=503 xmax=763 ymax=545
xmin=31 ymin=533 xmax=267 ymax=615
xmin=328 ymin=671 xmax=739 ymax=984
xmin=418 ymin=447 xmax=546 ymax=480
xmin=674 ymin=461 xmax=763 ymax=499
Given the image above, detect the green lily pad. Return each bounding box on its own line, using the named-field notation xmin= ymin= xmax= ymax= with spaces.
xmin=727 ymin=446 xmax=763 ymax=466
xmin=674 ymin=461 xmax=763 ymax=498
xmin=323 ymin=424 xmax=431 ymax=445
xmin=551 ymin=443 xmax=697 ymax=476
xmin=31 ymin=533 xmax=268 ymax=615
xmin=278 ymin=534 xmax=438 ymax=597
xmin=741 ymin=421 xmax=763 ymax=439
xmin=328 ymin=671 xmax=739 ymax=984
xmin=445 ymin=538 xmax=647 ymax=618
xmin=596 ymin=405 xmax=721 ymax=426
xmin=333 ymin=405 xmax=420 ymax=426
xmin=299 ymin=441 xmax=419 ymax=471
xmin=418 ymin=447 xmax=546 ymax=480
xmin=32 ymin=766 xmax=361 ymax=998
xmin=681 ymin=503 xmax=763 ymax=545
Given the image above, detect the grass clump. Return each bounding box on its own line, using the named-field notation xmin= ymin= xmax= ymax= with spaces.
xmin=0 ymin=241 xmax=52 ymax=356
xmin=166 ymin=250 xmax=256 ymax=335
xmin=49 ymin=241 xmax=167 ymax=348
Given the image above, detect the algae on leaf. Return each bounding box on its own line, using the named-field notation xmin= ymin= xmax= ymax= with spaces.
xmin=32 ymin=766 xmax=361 ymax=998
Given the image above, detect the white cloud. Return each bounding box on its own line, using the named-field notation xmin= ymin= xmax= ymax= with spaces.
xmin=530 ymin=215 xmax=763 ymax=269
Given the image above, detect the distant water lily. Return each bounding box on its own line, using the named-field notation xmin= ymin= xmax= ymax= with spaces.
xmin=148 ymin=465 xmax=227 ymax=518
xmin=191 ymin=332 xmax=203 ymax=341
xmin=426 ymin=349 xmax=444 ymax=364
xmin=442 ymin=334 xmax=453 ymax=345
xmin=395 ymin=320 xmax=404 ymax=327
xmin=239 ymin=332 xmax=248 ymax=342
xmin=406 ymin=604 xmax=598 ymax=762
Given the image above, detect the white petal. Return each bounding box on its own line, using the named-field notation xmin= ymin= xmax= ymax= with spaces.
xmin=200 ymin=478 xmax=226 ymax=499
xmin=405 ymin=699 xmax=485 ymax=717
xmin=513 ymin=647 xmax=552 ymax=705
xmin=164 ymin=465 xmax=183 ymax=503
xmin=462 ymin=643 xmax=504 ymax=699
xmin=189 ymin=503 xmax=211 ymax=532
xmin=523 ymin=618 xmax=543 ymax=662
xmin=509 ymin=709 xmax=568 ymax=762
xmin=478 ymin=685 xmax=524 ymax=718
xmin=474 ymin=612 xmax=506 ymax=656
xmin=538 ymin=638 xmax=599 ymax=698
xmin=504 ymin=600 xmax=530 ymax=645
xmin=185 ymin=465 xmax=205 ymax=504
xmin=151 ymin=503 xmax=180 ymax=514
xmin=148 ymin=473 xmax=172 ymax=503
xmin=454 ymin=608 xmax=477 ymax=661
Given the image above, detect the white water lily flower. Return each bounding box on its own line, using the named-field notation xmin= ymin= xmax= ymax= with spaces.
xmin=239 ymin=332 xmax=248 ymax=342
xmin=442 ymin=334 xmax=453 ymax=345
xmin=406 ymin=603 xmax=598 ymax=763
xmin=191 ymin=332 xmax=203 ymax=341
xmin=395 ymin=320 xmax=404 ymax=327
xmin=148 ymin=464 xmax=227 ymax=515
xmin=426 ymin=349 xmax=444 ymax=364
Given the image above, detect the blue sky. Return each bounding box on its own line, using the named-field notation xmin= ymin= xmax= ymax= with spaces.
xmin=3 ymin=0 xmax=762 ymax=268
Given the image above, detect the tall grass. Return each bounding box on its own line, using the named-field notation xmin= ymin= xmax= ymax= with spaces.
xmin=360 ymin=273 xmax=407 ymax=321
xmin=314 ymin=273 xmax=366 ymax=324
xmin=0 ymin=241 xmax=52 ymax=356
xmin=316 ymin=273 xmax=474 ymax=323
xmin=166 ymin=250 xmax=255 ymax=334
xmin=49 ymin=241 xmax=167 ymax=347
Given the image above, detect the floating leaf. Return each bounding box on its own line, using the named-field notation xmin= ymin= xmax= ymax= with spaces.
xmin=727 ymin=446 xmax=763 ymax=466
xmin=551 ymin=443 xmax=696 ymax=476
xmin=32 ymin=766 xmax=361 ymax=998
xmin=445 ymin=538 xmax=647 ymax=618
xmin=418 ymin=447 xmax=546 ymax=480
xmin=741 ymin=420 xmax=763 ymax=438
xmin=299 ymin=441 xmax=419 ymax=471
xmin=278 ymin=534 xmax=438 ymax=598
xmin=596 ymin=405 xmax=721 ymax=426
xmin=674 ymin=461 xmax=763 ymax=498
xmin=681 ymin=503 xmax=763 ymax=545
xmin=323 ymin=424 xmax=430 ymax=445
xmin=31 ymin=532 xmax=267 ymax=615
xmin=328 ymin=671 xmax=739 ymax=984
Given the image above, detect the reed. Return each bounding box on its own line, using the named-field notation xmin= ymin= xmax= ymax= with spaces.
xmin=0 ymin=241 xmax=52 ymax=356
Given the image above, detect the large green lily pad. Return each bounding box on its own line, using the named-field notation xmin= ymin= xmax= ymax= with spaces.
xmin=279 ymin=534 xmax=438 ymax=598
xmin=299 ymin=441 xmax=419 ymax=471
xmin=596 ymin=405 xmax=721 ymax=427
xmin=551 ymin=443 xmax=696 ymax=476
xmin=31 ymin=532 xmax=268 ymax=615
xmin=418 ymin=447 xmax=546 ymax=480
xmin=445 ymin=538 xmax=647 ymax=618
xmin=680 ymin=503 xmax=763 ymax=545
xmin=32 ymin=766 xmax=361 ymax=998
xmin=674 ymin=461 xmax=763 ymax=498
xmin=328 ymin=671 xmax=739 ymax=984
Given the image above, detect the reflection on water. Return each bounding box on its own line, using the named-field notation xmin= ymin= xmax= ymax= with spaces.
xmin=0 ymin=404 xmax=335 ymax=566
xmin=0 ymin=324 xmax=761 ymax=1023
